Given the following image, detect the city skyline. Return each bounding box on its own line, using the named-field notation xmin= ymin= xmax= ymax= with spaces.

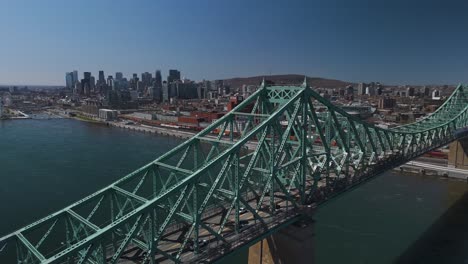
xmin=2 ymin=0 xmax=468 ymax=85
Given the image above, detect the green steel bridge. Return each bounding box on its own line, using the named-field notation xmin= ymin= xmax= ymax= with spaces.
xmin=2 ymin=80 xmax=468 ymax=263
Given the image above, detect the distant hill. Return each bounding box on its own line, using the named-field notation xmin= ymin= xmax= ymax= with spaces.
xmin=222 ymin=74 xmax=354 ymax=89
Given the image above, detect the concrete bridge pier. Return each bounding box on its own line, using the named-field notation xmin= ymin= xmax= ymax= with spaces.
xmin=448 ymin=137 xmax=468 ymax=169
xmin=248 ymin=218 xmax=315 ymax=264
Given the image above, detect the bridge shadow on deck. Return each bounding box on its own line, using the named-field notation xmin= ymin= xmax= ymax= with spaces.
xmin=396 ymin=191 xmax=468 ymax=264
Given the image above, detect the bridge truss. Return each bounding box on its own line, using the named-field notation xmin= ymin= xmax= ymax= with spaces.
xmin=1 ymin=80 xmax=468 ymax=263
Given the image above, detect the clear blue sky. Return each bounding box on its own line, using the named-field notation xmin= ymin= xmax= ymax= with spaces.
xmin=1 ymin=0 xmax=467 ymax=85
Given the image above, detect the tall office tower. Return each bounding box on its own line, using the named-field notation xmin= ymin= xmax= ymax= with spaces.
xmin=65 ymin=72 xmax=73 ymax=88
xmin=167 ymin=69 xmax=181 ymax=83
xmin=137 ymin=80 xmax=145 ymax=92
xmin=154 ymin=85 xmax=162 ymax=102
xmin=83 ymin=72 xmax=91 ymax=81
xmin=98 ymin=71 xmax=105 ymax=84
xmin=155 ymin=70 xmax=162 ymax=88
xmin=357 ymin=82 xmax=366 ymax=95
xmin=169 ymin=82 xmax=178 ymax=98
xmin=83 ymin=83 xmax=90 ymax=96
xmin=72 ymin=71 xmax=78 ymax=85
xmin=148 ymin=87 xmax=156 ymax=100
xmin=90 ymin=76 xmax=96 ymax=92
xmin=116 ymin=72 xmax=123 ymax=81
xmin=141 ymin=72 xmax=152 ymax=87
xmin=162 ymin=81 xmax=169 ymax=102
xmin=132 ymin=73 xmax=138 ymax=80
xmin=197 ymin=84 xmax=203 ymax=99
xmin=74 ymin=82 xmax=82 ymax=95
xmin=107 ymin=76 xmax=114 ymax=90
xmin=80 ymin=72 xmax=92 ymax=95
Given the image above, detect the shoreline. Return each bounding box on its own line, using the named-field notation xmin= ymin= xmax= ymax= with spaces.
xmin=396 ymin=161 xmax=468 ymax=181
xmin=68 ymin=113 xmax=198 ymax=139
xmin=72 ymin=114 xmax=104 ymax=124
xmin=109 ymin=122 xmax=199 ymax=140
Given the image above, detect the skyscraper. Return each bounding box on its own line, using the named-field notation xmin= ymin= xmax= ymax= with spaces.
xmin=162 ymin=81 xmax=169 ymax=102
xmin=116 ymin=72 xmax=123 ymax=81
xmin=168 ymin=69 xmax=181 ymax=83
xmin=98 ymin=71 xmax=105 ymax=84
xmin=65 ymin=72 xmax=73 ymax=88
xmin=154 ymin=86 xmax=162 ymax=102
xmin=83 ymin=83 xmax=90 ymax=96
xmin=155 ymin=70 xmax=162 ymax=88
xmin=84 ymin=72 xmax=91 ymax=80
xmin=74 ymin=82 xmax=82 ymax=95
xmin=80 ymin=72 xmax=92 ymax=95
xmin=141 ymin=72 xmax=152 ymax=87
xmin=72 ymin=71 xmax=78 ymax=85
xmin=90 ymin=76 xmax=96 ymax=92
xmin=107 ymin=76 xmax=114 ymax=90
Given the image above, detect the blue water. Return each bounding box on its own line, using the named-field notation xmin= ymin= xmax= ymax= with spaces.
xmin=0 ymin=119 xmax=182 ymax=235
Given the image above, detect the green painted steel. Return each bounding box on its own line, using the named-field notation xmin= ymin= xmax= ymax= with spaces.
xmin=1 ymin=80 xmax=468 ymax=263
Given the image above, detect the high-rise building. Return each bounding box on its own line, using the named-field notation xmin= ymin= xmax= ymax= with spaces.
xmin=162 ymin=81 xmax=169 ymax=102
xmin=72 ymin=71 xmax=78 ymax=85
xmin=98 ymin=71 xmax=105 ymax=84
xmin=169 ymin=82 xmax=178 ymax=98
xmin=83 ymin=83 xmax=90 ymax=96
xmin=74 ymin=82 xmax=82 ymax=95
xmin=90 ymin=76 xmax=96 ymax=92
xmin=154 ymin=85 xmax=162 ymax=102
xmin=155 ymin=70 xmax=162 ymax=88
xmin=141 ymin=72 xmax=152 ymax=87
xmin=116 ymin=72 xmax=123 ymax=81
xmin=83 ymin=72 xmax=91 ymax=80
xmin=107 ymin=76 xmax=114 ymax=90
xmin=65 ymin=72 xmax=74 ymax=88
xmin=357 ymin=83 xmax=366 ymax=95
xmin=177 ymin=82 xmax=198 ymax=99
xmin=168 ymin=69 xmax=181 ymax=83
xmin=137 ymin=80 xmax=145 ymax=92
xmin=80 ymin=72 xmax=92 ymax=95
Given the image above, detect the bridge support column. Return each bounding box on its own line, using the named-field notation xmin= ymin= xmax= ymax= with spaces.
xmin=448 ymin=138 xmax=468 ymax=169
xmin=248 ymin=219 xmax=315 ymax=264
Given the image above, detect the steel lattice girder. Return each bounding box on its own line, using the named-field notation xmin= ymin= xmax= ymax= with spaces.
xmin=1 ymin=81 xmax=468 ymax=263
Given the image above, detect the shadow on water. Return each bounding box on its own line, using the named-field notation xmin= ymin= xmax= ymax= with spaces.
xmin=396 ymin=191 xmax=468 ymax=264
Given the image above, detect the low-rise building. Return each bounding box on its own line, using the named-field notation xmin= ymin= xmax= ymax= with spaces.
xmin=378 ymin=98 xmax=396 ymax=109
xmin=127 ymin=112 xmax=154 ymax=120
xmin=99 ymin=109 xmax=118 ymax=121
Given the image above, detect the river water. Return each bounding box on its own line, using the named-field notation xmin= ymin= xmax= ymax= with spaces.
xmin=1 ymin=119 xmax=467 ymax=263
